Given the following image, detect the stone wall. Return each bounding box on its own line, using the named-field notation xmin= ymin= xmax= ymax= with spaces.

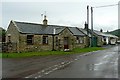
xmin=97 ymin=36 xmax=103 ymax=47
xmin=55 ymin=28 xmax=75 ymax=51
xmin=19 ymin=34 xmax=53 ymax=52
xmin=18 ymin=27 xmax=87 ymax=52
xmin=6 ymin=21 xmax=19 ymax=52
xmin=74 ymin=36 xmax=86 ymax=48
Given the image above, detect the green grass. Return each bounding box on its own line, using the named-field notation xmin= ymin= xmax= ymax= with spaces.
xmin=0 ymin=47 xmax=104 ymax=58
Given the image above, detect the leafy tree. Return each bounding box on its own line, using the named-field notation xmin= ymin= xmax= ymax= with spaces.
xmin=0 ymin=27 xmax=6 ymax=42
xmin=106 ymin=29 xmax=120 ymax=40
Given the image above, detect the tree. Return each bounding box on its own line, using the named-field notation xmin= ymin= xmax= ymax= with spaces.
xmin=0 ymin=27 xmax=6 ymax=42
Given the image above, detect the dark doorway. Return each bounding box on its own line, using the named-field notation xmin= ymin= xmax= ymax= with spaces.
xmin=64 ymin=37 xmax=69 ymax=49
xmin=91 ymin=36 xmax=97 ymax=47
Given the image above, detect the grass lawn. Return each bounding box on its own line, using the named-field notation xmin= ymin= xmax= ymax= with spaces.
xmin=0 ymin=47 xmax=104 ymax=58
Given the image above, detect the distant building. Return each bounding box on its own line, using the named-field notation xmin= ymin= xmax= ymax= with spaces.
xmin=90 ymin=29 xmax=118 ymax=46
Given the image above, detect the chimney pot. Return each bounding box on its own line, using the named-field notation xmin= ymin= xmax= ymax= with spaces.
xmin=43 ymin=15 xmax=48 ymax=26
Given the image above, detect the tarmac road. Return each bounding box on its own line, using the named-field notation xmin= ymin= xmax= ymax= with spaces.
xmin=2 ymin=45 xmax=119 ymax=79
xmin=39 ymin=45 xmax=119 ymax=78
xmin=2 ymin=51 xmax=78 ymax=78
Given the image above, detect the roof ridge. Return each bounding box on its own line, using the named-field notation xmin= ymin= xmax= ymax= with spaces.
xmin=14 ymin=21 xmax=42 ymax=25
xmin=14 ymin=21 xmax=72 ymax=27
xmin=13 ymin=20 xmax=79 ymax=28
xmin=48 ymin=24 xmax=66 ymax=27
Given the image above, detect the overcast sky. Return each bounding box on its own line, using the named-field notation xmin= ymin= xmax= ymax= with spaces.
xmin=1 ymin=0 xmax=119 ymax=32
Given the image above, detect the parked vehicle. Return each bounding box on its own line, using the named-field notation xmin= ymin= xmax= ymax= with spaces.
xmin=116 ymin=40 xmax=120 ymax=44
xmin=110 ymin=39 xmax=116 ymax=45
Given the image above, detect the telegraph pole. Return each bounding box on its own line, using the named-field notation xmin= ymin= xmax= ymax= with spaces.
xmin=91 ymin=7 xmax=93 ymax=47
xmin=91 ymin=7 xmax=93 ymax=33
xmin=86 ymin=5 xmax=90 ymax=47
xmin=118 ymin=1 xmax=120 ymax=29
xmin=90 ymin=4 xmax=118 ymax=47
xmin=87 ymin=5 xmax=89 ymax=35
xmin=87 ymin=5 xmax=89 ymax=29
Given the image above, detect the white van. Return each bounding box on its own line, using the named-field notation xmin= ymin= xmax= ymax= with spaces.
xmin=110 ymin=39 xmax=116 ymax=45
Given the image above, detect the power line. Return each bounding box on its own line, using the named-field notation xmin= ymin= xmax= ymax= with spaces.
xmin=93 ymin=4 xmax=118 ymax=8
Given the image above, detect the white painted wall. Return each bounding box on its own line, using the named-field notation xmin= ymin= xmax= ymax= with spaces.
xmin=106 ymin=37 xmax=109 ymax=44
xmin=102 ymin=36 xmax=109 ymax=44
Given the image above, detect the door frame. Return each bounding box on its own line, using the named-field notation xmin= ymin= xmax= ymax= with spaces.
xmin=64 ymin=37 xmax=69 ymax=49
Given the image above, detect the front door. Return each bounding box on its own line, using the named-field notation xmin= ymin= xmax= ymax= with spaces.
xmin=64 ymin=37 xmax=69 ymax=49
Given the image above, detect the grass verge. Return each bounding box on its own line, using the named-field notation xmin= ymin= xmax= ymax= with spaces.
xmin=0 ymin=47 xmax=104 ymax=58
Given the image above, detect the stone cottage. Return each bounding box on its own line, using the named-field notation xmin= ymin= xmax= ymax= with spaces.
xmin=78 ymin=26 xmax=118 ymax=47
xmin=6 ymin=16 xmax=88 ymax=52
xmin=85 ymin=29 xmax=118 ymax=47
xmin=93 ymin=30 xmax=118 ymax=45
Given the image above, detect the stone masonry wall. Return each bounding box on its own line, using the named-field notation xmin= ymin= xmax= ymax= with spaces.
xmin=54 ymin=28 xmax=75 ymax=51
xmin=6 ymin=21 xmax=19 ymax=52
xmin=19 ymin=34 xmax=53 ymax=52
xmin=18 ymin=28 xmax=87 ymax=52
xmin=7 ymin=25 xmax=88 ymax=52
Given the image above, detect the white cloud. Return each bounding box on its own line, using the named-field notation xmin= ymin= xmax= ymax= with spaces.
xmin=119 ymin=1 xmax=120 ymax=29
xmin=2 ymin=0 xmax=119 ymax=2
xmin=0 ymin=2 xmax=2 ymax=28
xmin=1 ymin=1 xmax=119 ymax=31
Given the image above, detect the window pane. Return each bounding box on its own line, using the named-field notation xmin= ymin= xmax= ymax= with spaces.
xmin=27 ymin=35 xmax=33 ymax=45
xmin=43 ymin=36 xmax=48 ymax=44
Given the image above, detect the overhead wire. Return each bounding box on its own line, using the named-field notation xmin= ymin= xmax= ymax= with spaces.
xmin=93 ymin=4 xmax=118 ymax=8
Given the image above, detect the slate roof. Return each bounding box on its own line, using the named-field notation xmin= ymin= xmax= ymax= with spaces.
xmin=78 ymin=28 xmax=117 ymax=38
xmin=68 ymin=27 xmax=85 ymax=36
xmin=78 ymin=28 xmax=91 ymax=37
xmin=93 ymin=30 xmax=118 ymax=38
xmin=11 ymin=20 xmax=117 ymax=38
xmin=13 ymin=21 xmax=85 ymax=36
xmin=14 ymin=21 xmax=65 ymax=35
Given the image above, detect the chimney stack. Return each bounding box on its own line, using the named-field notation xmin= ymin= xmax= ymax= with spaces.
xmin=84 ymin=21 xmax=89 ymax=35
xmin=43 ymin=15 xmax=48 ymax=26
xmin=100 ymin=29 xmax=103 ymax=32
xmin=84 ymin=21 xmax=88 ymax=30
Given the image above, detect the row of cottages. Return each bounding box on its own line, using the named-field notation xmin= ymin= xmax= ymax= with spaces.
xmin=81 ymin=29 xmax=118 ymax=47
xmin=93 ymin=30 xmax=118 ymax=45
xmin=77 ymin=28 xmax=118 ymax=47
xmin=6 ymin=18 xmax=89 ymax=52
xmin=6 ymin=16 xmax=118 ymax=52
